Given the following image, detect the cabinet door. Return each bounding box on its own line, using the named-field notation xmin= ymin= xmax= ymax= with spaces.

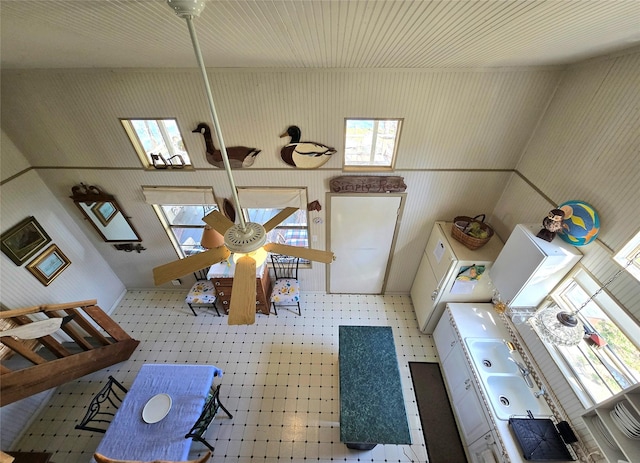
xmin=468 ymin=431 xmax=502 ymax=463
xmin=410 ymin=251 xmax=439 ymax=331
xmin=433 ymin=313 xmax=458 ymax=362
xmin=443 ymin=345 xmax=491 ymax=445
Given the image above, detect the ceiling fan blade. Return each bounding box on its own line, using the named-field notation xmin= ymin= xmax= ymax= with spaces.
xmin=228 ymin=256 xmax=257 ymax=325
xmin=203 ymin=210 xmax=235 ymax=236
xmin=153 ymin=247 xmax=230 ymax=286
xmin=264 ymin=243 xmax=335 ymax=263
xmin=0 ymin=318 xmax=62 ymax=339
xmin=263 ymin=207 xmax=298 ymax=232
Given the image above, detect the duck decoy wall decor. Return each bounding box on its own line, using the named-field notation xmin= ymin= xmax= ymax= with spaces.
xmin=280 ymin=125 xmax=336 ymax=169
xmin=193 ymin=123 xmax=261 ymax=169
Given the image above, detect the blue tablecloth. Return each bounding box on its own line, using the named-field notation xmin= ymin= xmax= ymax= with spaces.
xmin=92 ymin=364 xmax=221 ymax=462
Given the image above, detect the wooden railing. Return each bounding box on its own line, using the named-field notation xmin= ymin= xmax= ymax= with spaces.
xmin=0 ymin=300 xmax=139 ymax=406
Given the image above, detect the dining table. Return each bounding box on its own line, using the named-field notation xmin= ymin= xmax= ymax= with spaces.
xmin=91 ymin=364 xmax=222 ymax=462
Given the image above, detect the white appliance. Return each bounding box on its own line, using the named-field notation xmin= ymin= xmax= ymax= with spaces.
xmin=489 ymin=223 xmax=582 ymax=308
xmin=411 ymin=221 xmax=504 ymax=333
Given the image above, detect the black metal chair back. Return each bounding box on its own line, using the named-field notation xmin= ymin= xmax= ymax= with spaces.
xmin=185 ymin=384 xmax=233 ymax=452
xmin=271 ymin=254 xmax=300 ymax=280
xmin=75 ymin=376 xmax=128 ymax=433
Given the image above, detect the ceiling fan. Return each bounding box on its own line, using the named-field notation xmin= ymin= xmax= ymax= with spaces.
xmin=153 ymin=0 xmax=335 ymax=325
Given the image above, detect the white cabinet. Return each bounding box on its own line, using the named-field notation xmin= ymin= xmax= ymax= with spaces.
xmin=411 ymin=222 xmax=503 ymax=333
xmin=489 ymin=224 xmax=582 ymax=308
xmin=434 ymin=313 xmax=492 ymax=447
xmin=582 ymin=383 xmax=640 ymax=463
xmin=433 ymin=310 xmax=459 ymax=362
xmin=468 ymin=431 xmax=502 ymax=463
xmin=443 ymin=344 xmax=492 ymax=445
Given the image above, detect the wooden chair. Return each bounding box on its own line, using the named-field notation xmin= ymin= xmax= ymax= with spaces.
xmin=75 ymin=376 xmax=128 ymax=433
xmin=270 ymin=254 xmax=301 ymax=316
xmin=185 ymin=384 xmax=233 ymax=452
xmin=185 ymin=268 xmax=220 ymax=316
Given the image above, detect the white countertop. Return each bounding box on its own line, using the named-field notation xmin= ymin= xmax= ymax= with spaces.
xmin=444 ymin=303 xmax=572 ymax=463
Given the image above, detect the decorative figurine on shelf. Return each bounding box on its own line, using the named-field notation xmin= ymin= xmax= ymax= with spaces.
xmin=192 ymin=122 xmax=261 ymax=169
xmin=279 ymin=125 xmax=336 ymax=168
xmin=537 ymin=208 xmax=565 ymax=242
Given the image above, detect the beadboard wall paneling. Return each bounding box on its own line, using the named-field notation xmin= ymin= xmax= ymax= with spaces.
xmin=0 ymin=168 xmax=126 ymax=312
xmin=1 ymin=69 xmax=561 ymax=172
xmin=2 ymin=1 xmax=639 ymax=69
xmin=1 ymin=132 xmax=31 ymax=180
xmin=36 ymin=166 xmax=511 ymax=291
xmin=490 ymin=49 xmax=640 ymax=456
xmin=517 ymin=51 xmax=640 ymax=253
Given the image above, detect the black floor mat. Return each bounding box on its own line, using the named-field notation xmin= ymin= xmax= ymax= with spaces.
xmin=409 ymin=362 xmax=467 ymax=463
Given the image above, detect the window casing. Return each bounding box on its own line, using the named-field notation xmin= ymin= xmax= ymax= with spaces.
xmin=121 ymin=118 xmax=192 ymax=169
xmin=343 ymin=118 xmax=402 ymax=171
xmin=155 ymin=204 xmax=217 ymax=258
xmin=614 ymin=229 xmax=640 ymax=283
xmin=142 ymin=187 xmax=218 ymax=258
xmin=538 ymin=266 xmax=640 ymax=406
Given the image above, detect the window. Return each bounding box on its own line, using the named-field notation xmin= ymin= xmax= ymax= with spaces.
xmin=343 ymin=118 xmax=402 ymax=170
xmin=121 ymin=118 xmax=191 ymax=169
xmin=237 ymin=188 xmax=310 ymax=263
xmin=142 ymin=187 xmax=218 ymax=258
xmin=614 ymin=229 xmax=640 ymax=283
xmin=541 ymin=267 xmax=640 ymax=406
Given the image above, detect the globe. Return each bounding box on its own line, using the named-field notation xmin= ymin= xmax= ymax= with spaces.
xmin=557 ymin=200 xmax=600 ymax=246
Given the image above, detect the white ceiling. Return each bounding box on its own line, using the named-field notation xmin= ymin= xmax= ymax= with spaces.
xmin=1 ymin=0 xmax=639 ymax=70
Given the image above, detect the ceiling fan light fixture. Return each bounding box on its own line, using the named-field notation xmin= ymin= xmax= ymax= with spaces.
xmin=232 ymin=247 xmax=268 ymax=266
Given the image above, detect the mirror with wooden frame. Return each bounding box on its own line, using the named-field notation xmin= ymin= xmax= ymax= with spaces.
xmin=70 ymin=184 xmax=141 ymax=242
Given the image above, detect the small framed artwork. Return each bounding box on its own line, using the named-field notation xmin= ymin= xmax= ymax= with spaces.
xmin=1 ymin=216 xmax=52 ymax=265
xmin=91 ymin=201 xmax=117 ymax=227
xmin=26 ymin=244 xmax=71 ymax=286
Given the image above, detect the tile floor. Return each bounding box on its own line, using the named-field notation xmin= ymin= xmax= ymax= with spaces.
xmin=14 ymin=290 xmax=439 ymax=463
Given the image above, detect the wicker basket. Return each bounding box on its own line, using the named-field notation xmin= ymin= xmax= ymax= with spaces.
xmin=451 ymin=214 xmax=494 ymax=250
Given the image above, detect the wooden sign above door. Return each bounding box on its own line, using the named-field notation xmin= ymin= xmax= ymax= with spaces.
xmin=329 ymin=176 xmax=407 ymax=194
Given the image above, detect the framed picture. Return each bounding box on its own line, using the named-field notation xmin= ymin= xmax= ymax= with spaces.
xmin=91 ymin=201 xmax=117 ymax=226
xmin=26 ymin=244 xmax=71 ymax=286
xmin=1 ymin=216 xmax=52 ymax=265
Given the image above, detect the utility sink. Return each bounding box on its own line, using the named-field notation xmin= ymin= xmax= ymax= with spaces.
xmin=484 ymin=375 xmax=546 ymax=420
xmin=464 ymin=338 xmax=551 ymax=421
xmin=464 ymin=338 xmax=520 ymax=375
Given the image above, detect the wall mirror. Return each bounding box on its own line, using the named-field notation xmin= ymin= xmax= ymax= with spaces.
xmin=70 ymin=183 xmax=141 ymax=242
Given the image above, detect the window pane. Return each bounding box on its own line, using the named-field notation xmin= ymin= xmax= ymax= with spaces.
xmin=547 ymin=270 xmax=640 ymax=404
xmin=123 ymin=118 xmax=191 ymax=168
xmin=172 ymin=227 xmax=205 ymax=256
xmin=344 ymin=118 xmax=401 ymax=168
xmin=160 ymin=205 xmax=215 ymax=226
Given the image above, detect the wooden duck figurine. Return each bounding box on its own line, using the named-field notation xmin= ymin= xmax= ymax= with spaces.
xmin=192 ymin=123 xmax=260 ymax=169
xmin=279 ymin=125 xmax=336 ymax=169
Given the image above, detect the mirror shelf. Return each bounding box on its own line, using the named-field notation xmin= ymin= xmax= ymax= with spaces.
xmin=70 ymin=183 xmax=142 ymax=243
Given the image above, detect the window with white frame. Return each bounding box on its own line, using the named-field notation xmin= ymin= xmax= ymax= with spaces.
xmin=142 ymin=187 xmax=218 ymax=258
xmin=121 ymin=118 xmax=192 ymax=169
xmin=541 ymin=266 xmax=640 ymax=406
xmin=237 ymin=188 xmax=310 ymax=262
xmin=614 ymin=229 xmax=640 ymax=283
xmin=343 ymin=118 xmax=402 ymax=170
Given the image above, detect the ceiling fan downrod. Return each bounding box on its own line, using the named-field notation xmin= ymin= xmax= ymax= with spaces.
xmin=168 ymin=0 xmax=267 ymax=255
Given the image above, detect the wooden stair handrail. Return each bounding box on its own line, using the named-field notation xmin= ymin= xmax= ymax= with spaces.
xmin=0 ymin=300 xmax=98 ymax=318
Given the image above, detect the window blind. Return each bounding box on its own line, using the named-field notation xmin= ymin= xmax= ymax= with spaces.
xmin=142 ymin=187 xmax=216 ymax=205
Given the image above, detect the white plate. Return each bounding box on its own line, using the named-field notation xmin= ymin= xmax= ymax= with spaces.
xmin=142 ymin=393 xmax=172 ymax=423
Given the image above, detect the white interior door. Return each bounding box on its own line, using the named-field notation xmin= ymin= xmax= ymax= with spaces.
xmin=328 ymin=194 xmax=403 ymax=294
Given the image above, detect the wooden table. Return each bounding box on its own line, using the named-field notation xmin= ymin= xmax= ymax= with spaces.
xmin=207 ymin=261 xmax=272 ymax=315
xmin=92 ymin=364 xmax=220 ymax=462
